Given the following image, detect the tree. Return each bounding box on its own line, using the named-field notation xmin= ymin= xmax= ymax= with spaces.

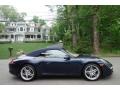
xmin=0 ymin=5 xmax=19 ymax=21
xmin=92 ymin=5 xmax=100 ymax=54
xmin=50 ymin=5 xmax=120 ymax=54
xmin=18 ymin=12 xmax=27 ymax=21
xmin=0 ymin=23 xmax=5 ymax=33
xmin=39 ymin=19 xmax=46 ymax=26
xmin=32 ymin=16 xmax=46 ymax=25
xmin=32 ymin=16 xmax=39 ymax=23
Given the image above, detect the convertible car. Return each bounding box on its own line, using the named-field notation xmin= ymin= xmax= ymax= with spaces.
xmin=9 ymin=47 xmax=113 ymax=81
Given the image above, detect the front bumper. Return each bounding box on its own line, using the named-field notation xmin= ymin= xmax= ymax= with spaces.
xmin=9 ymin=63 xmax=19 ymax=76
xmin=102 ymin=64 xmax=113 ymax=77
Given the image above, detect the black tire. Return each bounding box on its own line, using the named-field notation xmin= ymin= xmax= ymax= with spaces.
xmin=19 ymin=64 xmax=36 ymax=81
xmin=83 ymin=63 xmax=101 ymax=81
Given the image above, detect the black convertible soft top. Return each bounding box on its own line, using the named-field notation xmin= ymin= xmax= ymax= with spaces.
xmin=26 ymin=47 xmax=64 ymax=57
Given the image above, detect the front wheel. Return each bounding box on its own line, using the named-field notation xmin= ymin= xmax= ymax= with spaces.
xmin=83 ymin=64 xmax=101 ymax=81
xmin=20 ymin=65 xmax=36 ymax=81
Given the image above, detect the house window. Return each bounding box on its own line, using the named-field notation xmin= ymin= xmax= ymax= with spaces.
xmin=5 ymin=35 xmax=8 ymax=39
xmin=38 ymin=29 xmax=40 ymax=32
xmin=27 ymin=28 xmax=30 ymax=32
xmin=31 ymin=35 xmax=33 ymax=38
xmin=46 ymin=36 xmax=48 ymax=40
xmin=25 ymin=35 xmax=30 ymax=38
xmin=20 ymin=27 xmax=23 ymax=31
xmin=43 ymin=35 xmax=46 ymax=40
xmin=37 ymin=35 xmax=41 ymax=38
xmin=9 ymin=28 xmax=14 ymax=32
xmin=11 ymin=35 xmax=14 ymax=38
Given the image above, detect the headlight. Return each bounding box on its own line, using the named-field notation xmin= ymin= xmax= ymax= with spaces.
xmin=100 ymin=59 xmax=112 ymax=68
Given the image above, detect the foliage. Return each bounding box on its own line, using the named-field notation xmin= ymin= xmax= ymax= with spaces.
xmin=0 ymin=23 xmax=5 ymax=32
xmin=18 ymin=12 xmax=27 ymax=21
xmin=32 ymin=16 xmax=46 ymax=25
xmin=0 ymin=5 xmax=19 ymax=21
xmin=0 ymin=5 xmax=26 ymax=21
xmin=51 ymin=5 xmax=120 ymax=54
xmin=32 ymin=16 xmax=39 ymax=23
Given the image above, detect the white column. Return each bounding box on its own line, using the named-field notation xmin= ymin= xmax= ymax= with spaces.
xmin=36 ymin=34 xmax=37 ymax=40
xmin=41 ymin=30 xmax=43 ymax=41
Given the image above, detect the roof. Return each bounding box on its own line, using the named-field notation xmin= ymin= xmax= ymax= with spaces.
xmin=27 ymin=47 xmax=64 ymax=57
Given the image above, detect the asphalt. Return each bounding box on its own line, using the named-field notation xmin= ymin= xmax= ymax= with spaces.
xmin=0 ymin=57 xmax=120 ymax=85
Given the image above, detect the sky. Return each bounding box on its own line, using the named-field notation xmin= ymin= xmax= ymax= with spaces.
xmin=13 ymin=5 xmax=57 ymax=26
xmin=14 ymin=5 xmax=56 ymax=20
xmin=0 ymin=0 xmax=58 ymax=26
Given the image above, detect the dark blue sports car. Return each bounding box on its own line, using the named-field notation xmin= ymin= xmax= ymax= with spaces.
xmin=9 ymin=47 xmax=113 ymax=81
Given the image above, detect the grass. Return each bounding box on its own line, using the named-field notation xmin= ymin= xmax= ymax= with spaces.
xmin=0 ymin=42 xmax=120 ymax=59
xmin=66 ymin=46 xmax=120 ymax=57
xmin=99 ymin=49 xmax=120 ymax=57
xmin=0 ymin=42 xmax=52 ymax=59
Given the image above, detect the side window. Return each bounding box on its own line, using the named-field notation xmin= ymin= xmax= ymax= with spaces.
xmin=44 ymin=50 xmax=67 ymax=58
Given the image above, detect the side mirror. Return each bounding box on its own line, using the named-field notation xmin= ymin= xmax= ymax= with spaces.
xmin=64 ymin=56 xmax=70 ymax=61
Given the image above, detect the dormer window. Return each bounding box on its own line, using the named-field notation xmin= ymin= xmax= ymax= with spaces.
xmin=27 ymin=28 xmax=30 ymax=32
xmin=20 ymin=27 xmax=23 ymax=31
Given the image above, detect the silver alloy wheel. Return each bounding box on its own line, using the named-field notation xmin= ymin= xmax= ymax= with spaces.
xmin=84 ymin=64 xmax=100 ymax=80
xmin=20 ymin=65 xmax=35 ymax=81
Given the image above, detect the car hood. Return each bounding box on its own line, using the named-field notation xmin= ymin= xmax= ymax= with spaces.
xmin=74 ymin=54 xmax=102 ymax=62
xmin=17 ymin=54 xmax=35 ymax=60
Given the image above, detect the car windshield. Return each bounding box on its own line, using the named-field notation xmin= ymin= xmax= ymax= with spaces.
xmin=63 ymin=49 xmax=79 ymax=57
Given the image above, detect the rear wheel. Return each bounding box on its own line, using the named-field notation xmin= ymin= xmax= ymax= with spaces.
xmin=83 ymin=64 xmax=101 ymax=81
xmin=20 ymin=65 xmax=36 ymax=81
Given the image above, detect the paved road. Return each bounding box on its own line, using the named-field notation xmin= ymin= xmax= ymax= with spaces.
xmin=0 ymin=57 xmax=120 ymax=85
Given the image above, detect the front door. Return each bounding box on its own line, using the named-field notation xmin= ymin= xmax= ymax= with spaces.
xmin=40 ymin=49 xmax=81 ymax=75
xmin=17 ymin=35 xmax=24 ymax=41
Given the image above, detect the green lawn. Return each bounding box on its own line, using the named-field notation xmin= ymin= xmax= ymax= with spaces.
xmin=0 ymin=42 xmax=120 ymax=59
xmin=99 ymin=49 xmax=120 ymax=57
xmin=0 ymin=42 xmax=52 ymax=59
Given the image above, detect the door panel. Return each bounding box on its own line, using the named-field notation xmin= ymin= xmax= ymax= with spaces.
xmin=41 ymin=57 xmax=82 ymax=75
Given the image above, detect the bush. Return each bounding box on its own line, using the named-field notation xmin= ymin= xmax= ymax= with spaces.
xmin=0 ymin=41 xmax=11 ymax=44
xmin=23 ymin=40 xmax=54 ymax=43
xmin=73 ymin=40 xmax=93 ymax=54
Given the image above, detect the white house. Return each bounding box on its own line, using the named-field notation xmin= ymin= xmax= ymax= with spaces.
xmin=0 ymin=21 xmax=51 ymax=42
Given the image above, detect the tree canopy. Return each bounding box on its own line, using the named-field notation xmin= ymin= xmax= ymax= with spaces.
xmin=50 ymin=5 xmax=120 ymax=54
xmin=0 ymin=5 xmax=27 ymax=21
xmin=32 ymin=16 xmax=46 ymax=25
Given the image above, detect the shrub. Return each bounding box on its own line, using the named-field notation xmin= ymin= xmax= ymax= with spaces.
xmin=0 ymin=41 xmax=11 ymax=44
xmin=23 ymin=40 xmax=54 ymax=43
xmin=73 ymin=40 xmax=93 ymax=54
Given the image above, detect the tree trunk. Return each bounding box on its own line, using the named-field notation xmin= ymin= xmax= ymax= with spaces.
xmin=72 ymin=32 xmax=77 ymax=48
xmin=71 ymin=6 xmax=78 ymax=48
xmin=93 ymin=6 xmax=100 ymax=54
xmin=71 ymin=20 xmax=77 ymax=48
